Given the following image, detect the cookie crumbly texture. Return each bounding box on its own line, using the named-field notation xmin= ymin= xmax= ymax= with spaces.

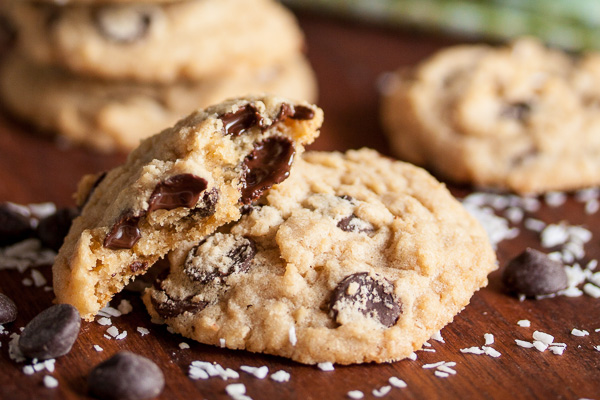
xmin=53 ymin=95 xmax=323 ymax=321
xmin=2 ymin=0 xmax=304 ymax=83
xmin=143 ymin=149 xmax=497 ymax=364
xmin=0 ymin=54 xmax=317 ymax=152
xmin=381 ymin=38 xmax=600 ymax=194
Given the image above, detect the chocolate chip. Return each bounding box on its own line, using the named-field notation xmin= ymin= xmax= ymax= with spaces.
xmin=0 ymin=293 xmax=17 ymax=324
xmin=0 ymin=203 xmax=33 ymax=246
xmin=184 ymin=234 xmax=256 ymax=283
xmin=129 ymin=261 xmax=148 ymax=273
xmin=125 ymin=259 xmax=168 ymax=292
xmin=275 ymin=103 xmax=315 ymax=122
xmin=93 ymin=6 xmax=152 ymax=44
xmin=337 ymin=214 xmax=374 ymax=234
xmin=240 ymin=137 xmax=295 ymax=204
xmin=19 ymin=304 xmax=81 ymax=360
xmin=502 ymin=248 xmax=568 ymax=297
xmin=329 ymin=272 xmax=401 ymax=328
xmin=150 ymin=292 xmax=207 ymax=319
xmin=147 ymin=174 xmax=208 ymax=213
xmin=36 ymin=207 xmax=79 ymax=251
xmin=220 ymin=105 xmax=264 ymax=136
xmin=104 ymin=213 xmax=141 ymax=250
xmin=501 ymin=102 xmax=531 ymax=121
xmin=88 ymin=351 xmax=164 ymax=400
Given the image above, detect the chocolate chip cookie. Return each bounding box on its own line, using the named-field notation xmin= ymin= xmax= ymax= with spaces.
xmin=53 ymin=95 xmax=323 ymax=320
xmin=3 ymin=0 xmax=304 ymax=83
xmin=381 ymin=38 xmax=600 ymax=194
xmin=0 ymin=54 xmax=317 ymax=152
xmin=143 ymin=149 xmax=497 ymax=364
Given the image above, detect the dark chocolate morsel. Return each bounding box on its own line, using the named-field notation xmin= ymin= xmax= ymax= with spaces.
xmin=19 ymin=304 xmax=81 ymax=360
xmin=329 ymin=272 xmax=401 ymax=328
xmin=220 ymin=105 xmax=263 ymax=136
xmin=190 ymin=187 xmax=219 ymax=218
xmin=93 ymin=6 xmax=152 ymax=44
xmin=337 ymin=214 xmax=374 ymax=234
xmin=275 ymin=103 xmax=315 ymax=123
xmin=147 ymin=174 xmax=208 ymax=213
xmin=88 ymin=351 xmax=164 ymax=400
xmin=0 ymin=293 xmax=17 ymax=324
xmin=240 ymin=137 xmax=295 ymax=204
xmin=104 ymin=213 xmax=141 ymax=250
xmin=36 ymin=207 xmax=79 ymax=251
xmin=0 ymin=203 xmax=33 ymax=246
xmin=501 ymin=101 xmax=531 ymax=121
xmin=502 ymin=248 xmax=568 ymax=297
xmin=129 ymin=261 xmax=148 ymax=273
xmin=184 ymin=234 xmax=256 ymax=283
xmin=150 ymin=292 xmax=207 ymax=319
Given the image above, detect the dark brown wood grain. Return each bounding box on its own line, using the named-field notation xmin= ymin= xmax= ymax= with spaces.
xmin=0 ymin=11 xmax=599 ymax=400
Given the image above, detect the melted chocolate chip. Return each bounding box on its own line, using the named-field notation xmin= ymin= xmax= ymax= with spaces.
xmin=129 ymin=261 xmax=148 ymax=273
xmin=93 ymin=6 xmax=152 ymax=44
xmin=184 ymin=234 xmax=256 ymax=283
xmin=329 ymin=272 xmax=401 ymax=328
xmin=0 ymin=203 xmax=33 ymax=246
xmin=276 ymin=103 xmax=315 ymax=122
xmin=19 ymin=304 xmax=81 ymax=360
xmin=104 ymin=213 xmax=141 ymax=250
xmin=0 ymin=293 xmax=17 ymax=324
xmin=240 ymin=137 xmax=295 ymax=204
xmin=150 ymin=292 xmax=207 ymax=319
xmin=147 ymin=174 xmax=208 ymax=213
xmin=190 ymin=188 xmax=219 ymax=218
xmin=337 ymin=214 xmax=374 ymax=234
xmin=501 ymin=102 xmax=532 ymax=121
xmin=36 ymin=207 xmax=79 ymax=251
xmin=220 ymin=105 xmax=263 ymax=136
xmin=88 ymin=351 xmax=164 ymax=400
xmin=502 ymin=248 xmax=568 ymax=297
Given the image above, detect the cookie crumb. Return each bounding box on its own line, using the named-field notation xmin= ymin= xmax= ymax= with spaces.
xmin=288 ymin=326 xmax=297 ymax=346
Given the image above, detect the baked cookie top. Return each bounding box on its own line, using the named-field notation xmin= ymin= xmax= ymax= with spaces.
xmin=381 ymin=38 xmax=600 ymax=194
xmin=3 ymin=0 xmax=304 ymax=83
xmin=53 ymin=95 xmax=323 ymax=320
xmin=143 ymin=149 xmax=497 ymax=365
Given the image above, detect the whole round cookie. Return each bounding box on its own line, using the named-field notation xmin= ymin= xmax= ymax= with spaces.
xmin=3 ymin=0 xmax=304 ymax=83
xmin=143 ymin=149 xmax=497 ymax=364
xmin=0 ymin=55 xmax=317 ymax=152
xmin=53 ymin=94 xmax=323 ymax=320
xmin=381 ymin=38 xmax=600 ymax=194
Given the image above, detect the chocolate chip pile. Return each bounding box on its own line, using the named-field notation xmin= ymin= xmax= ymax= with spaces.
xmin=0 ymin=0 xmax=314 ymax=153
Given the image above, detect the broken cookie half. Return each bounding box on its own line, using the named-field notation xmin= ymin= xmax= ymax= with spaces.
xmin=53 ymin=94 xmax=323 ymax=320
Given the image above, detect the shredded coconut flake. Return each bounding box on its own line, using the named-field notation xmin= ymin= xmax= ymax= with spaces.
xmin=533 ymin=341 xmax=548 ymax=352
xmin=43 ymin=375 xmax=58 ymax=389
xmin=593 ymin=345 xmax=600 ymax=352
xmin=571 ymin=329 xmax=589 ymax=337
xmin=93 ymin=345 xmax=103 ymax=352
xmin=583 ymin=283 xmax=600 ymax=298
xmin=317 ymin=362 xmax=334 ymax=371
xmin=179 ymin=342 xmax=190 ymax=349
xmin=389 ymin=377 xmax=407 ymax=388
xmin=347 ymin=390 xmax=364 ymax=399
xmin=31 ymin=269 xmax=47 ymax=287
xmin=225 ymin=383 xmax=246 ymax=397
xmin=98 ymin=306 xmax=122 ymax=318
xmin=137 ymin=327 xmax=149 ymax=336
xmin=115 ymin=331 xmax=127 ymax=340
xmin=407 ymin=352 xmax=417 ymax=361
xmin=270 ymin=370 xmax=290 ymax=383
xmin=460 ymin=347 xmax=485 ymax=355
xmin=515 ymin=340 xmax=534 ymax=348
xmin=97 ymin=317 xmax=112 ymax=326
xmin=372 ymin=385 xmax=392 ymax=397
xmin=434 ymin=371 xmax=449 ymax=378
xmin=220 ymin=338 xmax=226 ymax=348
xmin=288 ymin=326 xmax=297 ymax=346
xmin=106 ymin=326 xmax=119 ymax=337
xmin=517 ymin=320 xmax=531 ymax=327
xmin=532 ymin=331 xmax=554 ymax=345
xmin=422 ymin=361 xmax=445 ymax=369
xmin=482 ymin=346 xmax=501 ymax=357
xmin=240 ymin=365 xmax=269 ymax=379
xmin=484 ymin=333 xmax=494 ymax=345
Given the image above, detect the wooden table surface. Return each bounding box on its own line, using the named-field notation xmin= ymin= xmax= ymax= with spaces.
xmin=1 ymin=10 xmax=599 ymax=400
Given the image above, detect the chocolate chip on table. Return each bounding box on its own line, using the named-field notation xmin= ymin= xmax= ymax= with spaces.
xmin=150 ymin=292 xmax=207 ymax=319
xmin=502 ymin=248 xmax=569 ymax=297
xmin=93 ymin=6 xmax=152 ymax=44
xmin=36 ymin=207 xmax=79 ymax=251
xmin=329 ymin=272 xmax=401 ymax=328
xmin=220 ymin=105 xmax=264 ymax=136
xmin=0 ymin=293 xmax=17 ymax=324
xmin=88 ymin=351 xmax=164 ymax=400
xmin=19 ymin=304 xmax=81 ymax=360
xmin=147 ymin=174 xmax=208 ymax=213
xmin=104 ymin=212 xmax=141 ymax=250
xmin=0 ymin=202 xmax=33 ymax=246
xmin=184 ymin=234 xmax=256 ymax=283
xmin=240 ymin=137 xmax=295 ymax=204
